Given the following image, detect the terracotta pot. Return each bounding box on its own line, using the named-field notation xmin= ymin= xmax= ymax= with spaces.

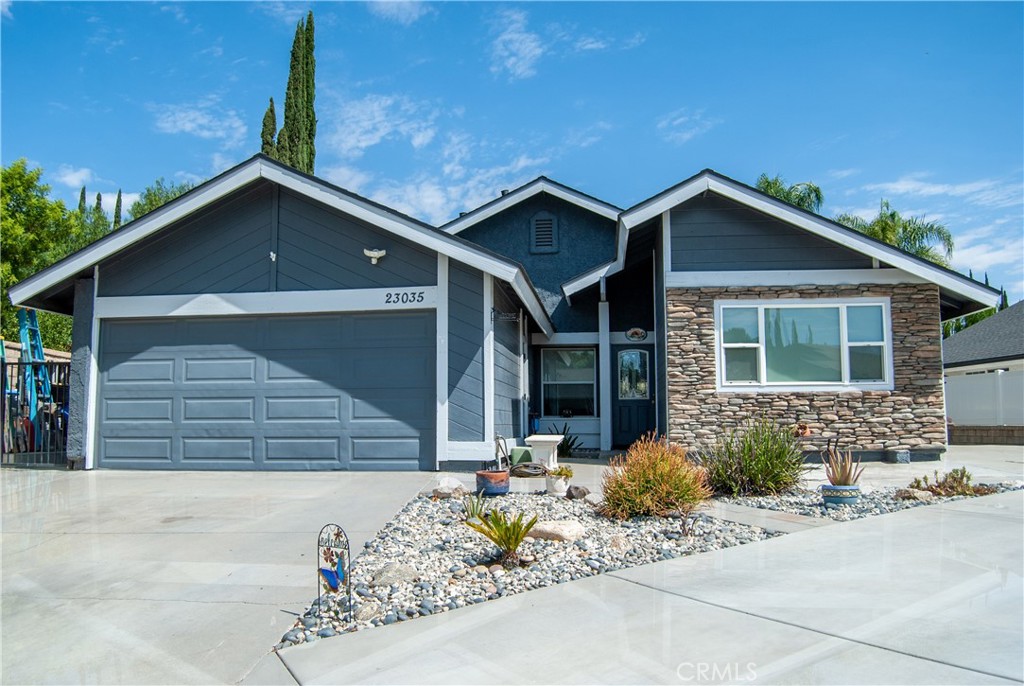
xmin=476 ymin=469 xmax=510 ymax=496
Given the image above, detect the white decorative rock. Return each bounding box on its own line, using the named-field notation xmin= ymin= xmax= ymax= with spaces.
xmin=432 ymin=476 xmax=468 ymax=500
xmin=354 ymin=601 xmax=382 ymax=622
xmin=370 ymin=563 xmax=419 ymax=586
xmin=583 ymin=493 xmax=604 ymax=507
xmin=530 ymin=520 xmax=586 ymax=542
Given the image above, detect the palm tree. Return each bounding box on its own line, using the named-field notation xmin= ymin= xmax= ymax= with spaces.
xmin=835 ymin=199 xmax=954 ymax=266
xmin=755 ymin=173 xmax=824 ymax=214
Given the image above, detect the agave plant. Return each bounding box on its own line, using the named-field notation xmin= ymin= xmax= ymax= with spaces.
xmin=821 ymin=447 xmax=864 ymax=486
xmin=462 ymin=491 xmax=487 ymax=523
xmin=465 ymin=509 xmax=538 ymax=567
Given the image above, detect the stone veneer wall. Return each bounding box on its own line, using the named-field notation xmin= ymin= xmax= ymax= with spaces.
xmin=666 ymin=283 xmax=946 ymax=453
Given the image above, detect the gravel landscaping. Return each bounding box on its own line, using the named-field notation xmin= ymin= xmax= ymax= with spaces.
xmin=278 ymin=489 xmax=777 ymax=648
xmin=721 ymin=481 xmax=1024 ymax=522
xmin=278 ymin=478 xmax=1024 ymax=649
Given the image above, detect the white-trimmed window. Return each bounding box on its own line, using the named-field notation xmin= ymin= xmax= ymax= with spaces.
xmin=541 ymin=348 xmax=596 ymax=417
xmin=716 ymin=298 xmax=892 ymax=391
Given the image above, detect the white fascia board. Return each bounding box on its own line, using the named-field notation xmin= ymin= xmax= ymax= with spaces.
xmin=620 ymin=177 xmax=709 ymax=230
xmin=664 ymin=269 xmax=927 ymax=288
xmin=9 ymin=161 xmax=263 ymax=305
xmin=443 ymin=180 xmax=620 ymax=235
xmin=562 ymin=218 xmax=631 ymax=298
xmin=94 ymin=287 xmax=438 ymax=319
xmin=703 ymin=177 xmax=1000 ymax=306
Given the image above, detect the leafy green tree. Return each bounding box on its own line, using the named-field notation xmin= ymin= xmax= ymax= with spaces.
xmin=128 ymin=178 xmax=195 ymax=221
xmin=835 ymin=199 xmax=954 ymax=266
xmin=756 ymin=173 xmax=824 ymax=214
xmin=261 ymin=97 xmax=277 ymax=156
xmin=1 ymin=160 xmax=78 ymax=349
xmin=113 ymin=189 xmax=123 ymax=229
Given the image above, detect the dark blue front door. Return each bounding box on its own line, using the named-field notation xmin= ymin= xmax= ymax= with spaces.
xmin=611 ymin=344 xmax=656 ymax=448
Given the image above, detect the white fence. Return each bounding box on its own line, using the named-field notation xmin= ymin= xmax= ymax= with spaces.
xmin=945 ymin=370 xmax=1024 ymax=426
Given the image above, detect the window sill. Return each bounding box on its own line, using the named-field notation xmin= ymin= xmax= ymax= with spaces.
xmin=716 ymin=383 xmax=893 ymax=394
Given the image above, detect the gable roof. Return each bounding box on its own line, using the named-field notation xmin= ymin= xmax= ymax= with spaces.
xmin=943 ymin=300 xmax=1024 ymax=368
xmin=561 ymin=168 xmax=1000 ymax=314
xmin=440 ymin=176 xmax=621 ymax=235
xmin=9 ymin=154 xmax=555 ymax=336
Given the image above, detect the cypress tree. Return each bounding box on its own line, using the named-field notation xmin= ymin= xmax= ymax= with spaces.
xmin=78 ymin=186 xmax=87 ymax=215
xmin=113 ymin=190 xmax=123 ymax=229
xmin=261 ymin=98 xmax=278 ymax=156
xmin=999 ymin=288 xmax=1009 ymax=311
xmin=280 ymin=19 xmax=306 ymax=170
xmin=94 ymin=192 xmax=103 ymax=213
xmin=303 ymin=11 xmax=316 ymax=174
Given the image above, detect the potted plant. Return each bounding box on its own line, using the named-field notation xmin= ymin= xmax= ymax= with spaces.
xmin=821 ymin=446 xmax=864 ymax=505
xmin=545 ymin=465 xmax=573 ymax=496
xmin=476 ymin=440 xmax=511 ymax=496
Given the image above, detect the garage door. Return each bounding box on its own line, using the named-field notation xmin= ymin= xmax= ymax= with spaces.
xmin=96 ymin=312 xmax=435 ymax=470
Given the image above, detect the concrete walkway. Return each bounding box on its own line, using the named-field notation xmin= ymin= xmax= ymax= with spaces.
xmin=0 ymin=469 xmax=436 ymax=685
xmin=250 ymin=490 xmax=1024 ymax=685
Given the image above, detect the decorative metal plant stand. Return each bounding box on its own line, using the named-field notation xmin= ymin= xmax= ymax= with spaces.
xmin=317 ymin=523 xmax=352 ymax=623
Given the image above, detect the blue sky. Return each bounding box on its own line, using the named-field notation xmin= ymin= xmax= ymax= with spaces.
xmin=3 ymin=1 xmax=1022 ymax=303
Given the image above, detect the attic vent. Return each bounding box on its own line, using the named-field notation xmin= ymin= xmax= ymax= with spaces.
xmin=530 ymin=211 xmax=558 ymax=254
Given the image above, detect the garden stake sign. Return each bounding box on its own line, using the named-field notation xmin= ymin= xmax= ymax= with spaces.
xmin=317 ymin=523 xmax=353 ymax=623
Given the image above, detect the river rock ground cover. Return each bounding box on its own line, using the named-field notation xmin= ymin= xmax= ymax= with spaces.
xmin=278 ymin=478 xmax=1023 ymax=649
xmin=278 ymin=488 xmax=776 ymax=648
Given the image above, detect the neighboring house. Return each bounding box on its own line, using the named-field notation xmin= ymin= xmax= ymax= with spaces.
xmin=943 ymin=301 xmax=1024 ymax=437
xmin=9 ymin=155 xmax=999 ymax=471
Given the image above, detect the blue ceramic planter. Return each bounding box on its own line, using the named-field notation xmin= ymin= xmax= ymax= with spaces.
xmin=475 ymin=470 xmax=510 ymax=496
xmin=822 ymin=484 xmax=861 ymax=506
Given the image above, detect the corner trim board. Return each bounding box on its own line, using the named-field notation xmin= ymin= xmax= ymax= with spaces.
xmin=436 ymin=255 xmax=449 ymax=470
xmin=483 ymin=274 xmax=495 ymax=442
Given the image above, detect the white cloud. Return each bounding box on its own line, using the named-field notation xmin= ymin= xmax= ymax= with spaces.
xmin=175 ymin=170 xmax=205 ymax=185
xmin=366 ymin=1 xmax=433 ymax=25
xmin=827 ymin=168 xmax=860 ymax=180
xmin=621 ymin=32 xmax=646 ymax=49
xmin=327 ymin=94 xmax=438 ymax=159
xmin=1 ymin=0 xmax=12 ymax=19
xmin=150 ymin=96 xmax=247 ymax=148
xmin=368 ymin=146 xmax=549 ymax=225
xmin=54 ymin=165 xmax=95 ymax=188
xmin=566 ymin=121 xmax=612 ymax=149
xmin=863 ymin=173 xmax=1022 ymax=209
xmin=656 ymin=108 xmax=721 ymax=145
xmin=99 ymin=192 xmax=141 ymax=217
xmin=575 ymin=37 xmax=608 ymax=52
xmin=322 ymin=165 xmax=374 ymax=194
xmin=490 ymin=9 xmax=545 ymax=81
xmin=210 ymin=152 xmax=236 ymax=173
xmin=257 ymin=1 xmax=309 ymax=25
xmin=951 ymin=218 xmax=1024 ymax=274
xmin=160 ymin=5 xmax=188 ymax=24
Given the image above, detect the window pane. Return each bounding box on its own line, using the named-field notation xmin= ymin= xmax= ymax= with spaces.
xmin=849 ymin=345 xmax=884 ymax=382
xmin=543 ymin=383 xmax=595 ymax=417
xmin=722 ymin=308 xmax=759 ymax=343
xmin=724 ymin=348 xmax=759 ymax=383
xmin=847 ymin=305 xmax=884 ymax=343
xmin=542 ymin=349 xmax=595 ymax=382
xmin=618 ymin=350 xmax=649 ymax=399
xmin=765 ymin=307 xmax=841 ymax=382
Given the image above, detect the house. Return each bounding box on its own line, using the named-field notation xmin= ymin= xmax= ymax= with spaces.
xmin=9 ymin=155 xmax=999 ymax=470
xmin=943 ymin=301 xmax=1024 ymax=443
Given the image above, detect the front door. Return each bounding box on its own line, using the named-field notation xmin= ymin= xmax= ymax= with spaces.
xmin=611 ymin=345 xmax=656 ymax=448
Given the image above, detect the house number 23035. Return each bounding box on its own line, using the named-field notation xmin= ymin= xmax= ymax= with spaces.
xmin=384 ymin=291 xmax=425 ymax=304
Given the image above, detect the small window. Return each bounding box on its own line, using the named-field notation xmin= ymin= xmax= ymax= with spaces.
xmin=530 ymin=211 xmax=558 ymax=254
xmin=541 ymin=348 xmax=595 ymax=417
xmin=618 ymin=350 xmax=649 ymax=400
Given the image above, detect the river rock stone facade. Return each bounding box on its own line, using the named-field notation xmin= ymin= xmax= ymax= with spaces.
xmin=665 ymin=283 xmax=946 ymax=454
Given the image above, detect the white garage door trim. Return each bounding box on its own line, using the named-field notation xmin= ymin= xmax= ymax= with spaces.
xmin=85 ymin=274 xmax=447 ymax=470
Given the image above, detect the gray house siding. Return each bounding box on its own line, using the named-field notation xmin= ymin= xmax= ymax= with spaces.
xmin=98 ymin=182 xmax=437 ymax=298
xmin=99 ymin=182 xmax=275 ymax=296
xmin=457 ymin=194 xmax=615 ymax=332
xmin=276 ymin=188 xmax=436 ymax=291
xmin=493 ymin=286 xmax=521 ymax=440
xmin=448 ymin=263 xmax=484 ymax=441
xmin=670 ymin=195 xmax=872 ymax=271
xmin=609 ymin=254 xmax=655 ymax=332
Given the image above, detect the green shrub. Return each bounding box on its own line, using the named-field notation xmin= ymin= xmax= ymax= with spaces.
xmin=462 ymin=491 xmax=487 ymax=522
xmin=822 ymin=447 xmax=864 ymax=486
xmin=909 ymin=467 xmax=996 ymax=497
xmin=465 ymin=509 xmax=538 ymax=567
xmin=599 ymin=433 xmax=711 ymax=519
xmin=550 ymin=423 xmax=582 ymax=458
xmin=696 ymin=417 xmax=809 ymax=496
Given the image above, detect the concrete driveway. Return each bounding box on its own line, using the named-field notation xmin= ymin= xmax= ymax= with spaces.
xmin=0 ymin=469 xmax=435 ymax=685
